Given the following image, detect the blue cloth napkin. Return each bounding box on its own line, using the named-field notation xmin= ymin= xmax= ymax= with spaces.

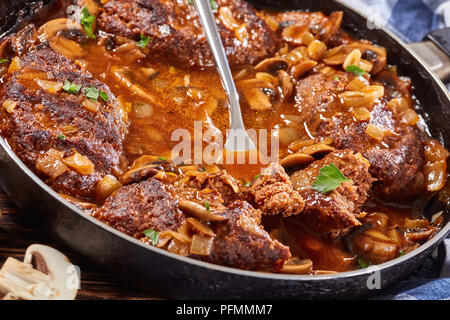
xmin=340 ymin=0 xmax=450 ymax=300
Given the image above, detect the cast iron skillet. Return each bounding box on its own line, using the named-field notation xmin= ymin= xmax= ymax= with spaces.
xmin=0 ymin=0 xmax=449 ymax=299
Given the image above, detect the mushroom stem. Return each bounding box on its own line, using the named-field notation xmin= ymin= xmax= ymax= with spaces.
xmin=0 ymin=244 xmax=79 ymax=300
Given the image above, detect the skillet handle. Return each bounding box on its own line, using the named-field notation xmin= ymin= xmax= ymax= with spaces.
xmin=409 ymin=27 xmax=450 ymax=82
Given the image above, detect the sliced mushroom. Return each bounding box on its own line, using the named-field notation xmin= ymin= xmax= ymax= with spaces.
xmin=279 ymin=258 xmax=313 ymax=274
xmin=290 ymin=60 xmax=317 ymax=79
xmin=111 ymin=66 xmax=163 ymax=108
xmin=37 ymin=18 xmax=83 ymax=42
xmin=178 ymin=200 xmax=228 ymax=222
xmin=120 ymin=164 xmax=159 ymax=185
xmin=254 ymin=57 xmax=288 ymax=73
xmin=280 ymin=153 xmax=314 ymax=169
xmin=237 ymin=79 xmax=274 ymax=111
xmin=50 ymin=35 xmax=87 ymax=60
xmin=300 ymin=143 xmax=335 ymax=157
xmin=0 ymin=244 xmax=79 ymax=300
xmin=288 ymin=139 xmax=315 ymax=153
xmin=278 ymin=70 xmax=293 ymax=102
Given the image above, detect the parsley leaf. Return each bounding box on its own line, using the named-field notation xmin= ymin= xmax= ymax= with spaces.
xmin=80 ymin=7 xmax=96 ymax=40
xmin=57 ymin=134 xmax=66 ymax=141
xmin=62 ymin=80 xmax=81 ymax=94
xmin=84 ymin=86 xmax=99 ymax=101
xmin=188 ymin=0 xmax=217 ymax=10
xmin=0 ymin=58 xmax=8 ymax=64
xmin=244 ymin=174 xmax=261 ymax=187
xmin=312 ymin=164 xmax=351 ymax=194
xmin=204 ymin=200 xmax=210 ymax=212
xmin=358 ymin=258 xmax=371 ymax=269
xmin=345 ymin=65 xmax=365 ymax=76
xmin=157 ymin=156 xmax=168 ymax=162
xmin=209 ymin=0 xmax=218 ymax=10
xmin=137 ymin=34 xmax=150 ymax=48
xmin=143 ymin=229 xmax=159 ymax=245
xmin=99 ymin=91 xmax=109 ymax=102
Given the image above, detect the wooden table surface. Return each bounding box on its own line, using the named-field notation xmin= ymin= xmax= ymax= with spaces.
xmin=0 ymin=188 xmax=159 ymax=300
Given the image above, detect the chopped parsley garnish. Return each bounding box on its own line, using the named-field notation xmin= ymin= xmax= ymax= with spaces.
xmin=209 ymin=0 xmax=218 ymax=10
xmin=204 ymin=200 xmax=210 ymax=212
xmin=158 ymin=156 xmax=168 ymax=162
xmin=137 ymin=34 xmax=150 ymax=48
xmin=143 ymin=229 xmax=159 ymax=245
xmin=358 ymin=258 xmax=371 ymax=269
xmin=99 ymin=91 xmax=109 ymax=102
xmin=399 ymin=250 xmax=405 ymax=257
xmin=62 ymin=80 xmax=81 ymax=94
xmin=188 ymin=0 xmax=217 ymax=10
xmin=57 ymin=134 xmax=66 ymax=141
xmin=0 ymin=58 xmax=8 ymax=64
xmin=244 ymin=174 xmax=261 ymax=187
xmin=312 ymin=164 xmax=351 ymax=194
xmin=345 ymin=65 xmax=365 ymax=76
xmin=80 ymin=7 xmax=96 ymax=40
xmin=333 ymin=76 xmax=340 ymax=81
xmin=198 ymin=166 xmax=206 ymax=172
xmin=84 ymin=86 xmax=99 ymax=101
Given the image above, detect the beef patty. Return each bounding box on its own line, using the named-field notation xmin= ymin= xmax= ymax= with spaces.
xmin=294 ymin=72 xmax=426 ymax=201
xmin=97 ymin=0 xmax=278 ymax=67
xmin=0 ymin=29 xmax=127 ymax=198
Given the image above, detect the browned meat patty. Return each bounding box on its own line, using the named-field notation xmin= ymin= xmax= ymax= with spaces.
xmin=294 ymin=72 xmax=425 ymax=201
xmin=97 ymin=0 xmax=278 ymax=67
xmin=199 ymin=200 xmax=291 ymax=271
xmin=183 ymin=169 xmax=243 ymax=204
xmin=96 ymin=175 xmax=290 ymax=271
xmin=248 ymin=163 xmax=304 ymax=217
xmin=290 ymin=150 xmax=374 ymax=238
xmin=0 ymin=33 xmax=127 ymax=198
xmin=94 ymin=178 xmax=185 ymax=237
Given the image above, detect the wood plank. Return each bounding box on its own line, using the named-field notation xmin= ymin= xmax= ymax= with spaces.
xmin=0 ymin=188 xmax=158 ymax=300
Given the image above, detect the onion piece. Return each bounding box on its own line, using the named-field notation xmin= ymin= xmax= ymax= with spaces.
xmin=400 ymin=108 xmax=419 ymax=126
xmin=352 ymin=107 xmax=371 ymax=121
xmin=2 ymin=99 xmax=18 ymax=113
xmin=190 ymin=234 xmax=214 ymax=256
xmin=186 ymin=217 xmax=215 ymax=237
xmin=424 ymin=160 xmax=447 ymax=192
xmin=36 ymin=149 xmax=68 ymax=179
xmin=35 ymin=79 xmax=63 ymax=93
xmin=82 ymin=99 xmax=99 ymax=112
xmin=424 ymin=140 xmax=450 ymax=163
xmin=131 ymin=101 xmax=154 ymax=119
xmin=95 ymin=174 xmax=122 ymax=202
xmin=8 ymin=57 xmax=20 ymax=74
xmin=62 ymin=150 xmax=95 ymax=175
xmin=365 ymin=124 xmax=385 ymax=141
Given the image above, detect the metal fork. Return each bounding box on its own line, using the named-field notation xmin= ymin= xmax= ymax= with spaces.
xmin=192 ymin=0 xmax=257 ymax=152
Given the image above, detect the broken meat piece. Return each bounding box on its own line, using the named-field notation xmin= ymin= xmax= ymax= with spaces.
xmin=290 ymin=150 xmax=374 ymax=238
xmin=248 ymin=163 xmax=304 ymax=217
xmin=94 ymin=178 xmax=185 ymax=237
xmin=198 ymin=201 xmax=291 ymax=271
